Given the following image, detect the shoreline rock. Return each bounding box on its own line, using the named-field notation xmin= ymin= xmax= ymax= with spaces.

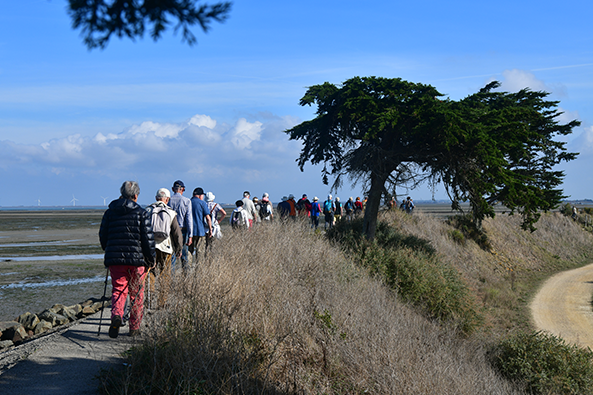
xmin=0 ymin=297 xmax=110 ymax=350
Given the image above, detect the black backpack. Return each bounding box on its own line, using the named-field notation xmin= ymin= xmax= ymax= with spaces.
xmin=231 ymin=210 xmax=242 ymax=229
xmin=259 ymin=202 xmax=269 ymax=219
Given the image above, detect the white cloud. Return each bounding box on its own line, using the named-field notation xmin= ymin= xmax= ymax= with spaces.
xmin=0 ymin=113 xmax=299 ymax=174
xmin=570 ymin=126 xmax=593 ymax=155
xmin=189 ymin=114 xmax=217 ymax=129
xmin=556 ymin=107 xmax=580 ymax=125
xmin=94 ymin=132 xmax=119 ymax=144
xmin=127 ymin=121 xmax=184 ymax=138
xmin=0 ymin=112 xmax=371 ymax=206
xmin=229 ymin=118 xmax=263 ymax=150
xmin=497 ymin=69 xmax=548 ymax=92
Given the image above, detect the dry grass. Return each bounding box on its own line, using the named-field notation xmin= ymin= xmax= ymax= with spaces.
xmin=387 ymin=209 xmax=592 ymax=276
xmin=378 ymin=209 xmax=593 ymax=333
xmin=101 ymin=220 xmax=522 ymax=394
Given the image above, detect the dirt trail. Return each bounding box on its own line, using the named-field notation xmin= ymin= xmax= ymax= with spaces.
xmin=0 ymin=308 xmax=135 ymax=394
xmin=531 ymin=263 xmax=593 ymax=349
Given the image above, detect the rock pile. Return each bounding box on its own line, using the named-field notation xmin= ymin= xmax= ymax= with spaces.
xmin=0 ymin=298 xmax=110 ymax=350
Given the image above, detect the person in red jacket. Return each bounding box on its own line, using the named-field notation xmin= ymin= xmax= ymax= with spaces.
xmin=354 ymin=197 xmax=364 ymax=216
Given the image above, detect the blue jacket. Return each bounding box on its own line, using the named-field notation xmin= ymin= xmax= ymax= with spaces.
xmin=191 ymin=196 xmax=210 ymax=237
xmin=311 ymin=202 xmax=321 ymax=217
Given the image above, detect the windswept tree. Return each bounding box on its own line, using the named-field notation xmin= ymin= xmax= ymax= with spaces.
xmin=285 ymin=76 xmax=579 ymax=240
xmin=285 ymin=77 xmax=447 ymax=239
xmin=433 ymin=81 xmax=579 ymax=231
xmin=68 ymin=0 xmax=232 ymax=49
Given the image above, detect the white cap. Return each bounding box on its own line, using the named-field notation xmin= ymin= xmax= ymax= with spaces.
xmin=157 ymin=188 xmax=170 ymax=198
xmin=205 ymin=192 xmax=215 ymax=202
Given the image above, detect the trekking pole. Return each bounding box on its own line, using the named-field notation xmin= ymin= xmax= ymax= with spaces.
xmin=146 ymin=271 xmax=152 ymax=310
xmin=97 ymin=267 xmax=110 ymax=336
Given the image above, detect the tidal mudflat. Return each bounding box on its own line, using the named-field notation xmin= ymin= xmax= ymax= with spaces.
xmin=0 ymin=210 xmax=107 ymax=321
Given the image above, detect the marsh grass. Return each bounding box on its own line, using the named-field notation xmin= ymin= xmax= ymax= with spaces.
xmin=100 ymin=220 xmax=520 ymax=394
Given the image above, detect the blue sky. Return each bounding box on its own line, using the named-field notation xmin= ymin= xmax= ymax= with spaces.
xmin=1 ymin=0 xmax=592 ymax=207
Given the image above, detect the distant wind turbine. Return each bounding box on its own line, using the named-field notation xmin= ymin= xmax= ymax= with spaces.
xmin=101 ymin=196 xmax=109 ymax=206
xmin=71 ymin=195 xmax=79 ymax=207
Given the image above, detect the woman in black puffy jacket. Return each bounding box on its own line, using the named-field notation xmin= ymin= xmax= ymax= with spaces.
xmin=99 ymin=181 xmax=155 ymax=338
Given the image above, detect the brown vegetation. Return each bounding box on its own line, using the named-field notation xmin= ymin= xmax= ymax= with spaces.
xmin=381 ymin=209 xmax=593 ymax=334
xmin=100 ymin=209 xmax=593 ymax=394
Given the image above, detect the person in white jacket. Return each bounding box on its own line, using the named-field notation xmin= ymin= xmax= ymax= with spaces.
xmin=230 ymin=200 xmax=250 ymax=229
xmin=146 ymin=188 xmax=183 ymax=308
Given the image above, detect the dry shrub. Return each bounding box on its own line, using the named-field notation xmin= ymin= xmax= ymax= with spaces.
xmin=101 ymin=220 xmax=521 ymax=394
xmin=378 ymin=209 xmax=593 ymax=333
xmin=376 ymin=209 xmax=593 ymax=286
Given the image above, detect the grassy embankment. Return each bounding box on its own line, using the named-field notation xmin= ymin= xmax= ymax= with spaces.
xmin=99 ymin=209 xmax=593 ymax=394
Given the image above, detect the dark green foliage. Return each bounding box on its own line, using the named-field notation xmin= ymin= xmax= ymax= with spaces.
xmin=68 ymin=0 xmax=232 ymax=49
xmin=434 ymin=82 xmax=580 ymax=232
xmin=448 ymin=229 xmax=465 ymax=244
xmin=286 ymin=77 xmax=446 ymax=241
xmin=327 ymin=218 xmax=435 ymax=255
xmin=559 ymin=203 xmax=573 ymax=216
xmin=327 ymin=218 xmax=483 ymax=334
xmin=447 ymin=214 xmax=491 ymax=250
xmin=492 ymin=331 xmax=593 ymax=394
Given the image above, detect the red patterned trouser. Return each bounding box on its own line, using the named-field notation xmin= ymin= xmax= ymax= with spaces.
xmin=109 ymin=265 xmax=146 ymax=331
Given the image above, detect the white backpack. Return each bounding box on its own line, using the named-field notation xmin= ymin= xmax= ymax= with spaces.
xmin=150 ymin=205 xmax=173 ymax=243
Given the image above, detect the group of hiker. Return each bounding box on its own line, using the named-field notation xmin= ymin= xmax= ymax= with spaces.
xmin=230 ymin=193 xmax=367 ymax=230
xmin=99 ymin=179 xmax=414 ymax=339
xmin=386 ymin=196 xmax=415 ymax=214
xmin=99 ymin=180 xmax=227 ymax=339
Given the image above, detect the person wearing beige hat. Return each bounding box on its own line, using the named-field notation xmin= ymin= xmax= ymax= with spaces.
xmin=146 ymin=188 xmax=183 ymax=309
xmin=205 ymin=192 xmax=225 ymax=243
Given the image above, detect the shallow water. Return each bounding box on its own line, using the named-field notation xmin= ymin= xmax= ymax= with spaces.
xmin=0 ymin=275 xmax=107 ymax=290
xmin=0 ymin=212 xmax=106 ymax=320
xmin=0 ymin=254 xmax=103 ymax=262
xmin=0 ymin=240 xmax=83 ymax=247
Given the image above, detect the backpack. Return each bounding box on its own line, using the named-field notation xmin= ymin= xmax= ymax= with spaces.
xmin=345 ymin=200 xmax=353 ymax=213
xmin=150 ymin=205 xmax=172 ymax=243
xmin=334 ymin=201 xmax=341 ymax=214
xmin=231 ymin=210 xmax=242 ymax=229
xmin=323 ymin=200 xmax=332 ymax=215
xmin=295 ymin=199 xmax=304 ymax=211
xmin=259 ymin=202 xmax=269 ymax=219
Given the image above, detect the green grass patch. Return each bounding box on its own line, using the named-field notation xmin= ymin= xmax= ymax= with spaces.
xmin=491 ymin=331 xmax=593 ymax=394
xmin=446 ymin=214 xmax=491 ymax=250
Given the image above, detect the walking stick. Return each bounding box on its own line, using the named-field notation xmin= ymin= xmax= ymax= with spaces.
xmin=97 ymin=267 xmax=110 ymax=336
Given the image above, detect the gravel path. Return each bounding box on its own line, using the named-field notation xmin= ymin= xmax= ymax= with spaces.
xmin=0 ymin=308 xmax=137 ymax=394
xmin=531 ymin=263 xmax=593 ymax=349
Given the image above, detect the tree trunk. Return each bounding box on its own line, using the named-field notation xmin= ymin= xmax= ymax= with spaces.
xmin=363 ymin=173 xmax=387 ymax=241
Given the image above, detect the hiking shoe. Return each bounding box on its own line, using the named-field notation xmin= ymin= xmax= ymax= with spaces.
xmin=108 ymin=315 xmax=122 ymax=339
xmin=129 ymin=329 xmax=141 ymax=337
